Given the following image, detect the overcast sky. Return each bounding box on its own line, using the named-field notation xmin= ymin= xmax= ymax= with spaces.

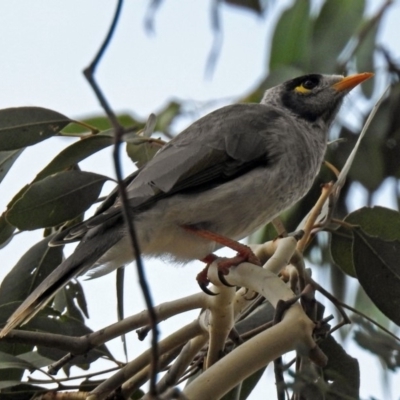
xmin=1 ymin=1 xmax=399 ymax=398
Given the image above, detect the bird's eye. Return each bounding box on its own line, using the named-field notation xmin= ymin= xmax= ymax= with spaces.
xmin=302 ymin=80 xmax=317 ymax=90
xmin=294 ymin=78 xmax=319 ymax=94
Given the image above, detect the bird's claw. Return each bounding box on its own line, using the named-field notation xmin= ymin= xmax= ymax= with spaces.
xmin=197 ymin=266 xmax=218 ymax=295
xmin=199 ymin=282 xmax=218 ymax=296
xmin=217 ymin=269 xmax=235 ymax=287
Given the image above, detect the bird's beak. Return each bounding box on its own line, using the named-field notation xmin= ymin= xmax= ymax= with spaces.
xmin=332 ymin=72 xmax=374 ymax=92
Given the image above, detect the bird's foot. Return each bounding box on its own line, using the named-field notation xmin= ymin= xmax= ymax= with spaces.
xmin=197 ymin=248 xmax=261 ymax=294
xmin=217 ymin=248 xmax=261 ymax=274
xmin=197 ymin=256 xmax=218 ymax=296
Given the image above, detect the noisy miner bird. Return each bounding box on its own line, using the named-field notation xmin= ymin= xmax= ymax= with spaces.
xmin=0 ymin=72 xmax=373 ymax=337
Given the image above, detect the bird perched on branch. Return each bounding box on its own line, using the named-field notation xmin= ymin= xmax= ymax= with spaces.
xmin=0 ymin=72 xmax=372 ymax=337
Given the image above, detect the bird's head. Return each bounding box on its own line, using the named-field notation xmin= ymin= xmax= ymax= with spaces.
xmin=262 ymin=73 xmax=373 ymax=126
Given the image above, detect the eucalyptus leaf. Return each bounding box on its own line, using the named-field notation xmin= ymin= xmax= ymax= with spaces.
xmin=269 ymin=0 xmax=311 ymax=71
xmin=330 ymin=206 xmax=400 ymax=277
xmin=0 ymin=149 xmax=24 ymax=184
xmin=34 ymin=134 xmax=113 ymax=182
xmin=0 ymin=107 xmax=71 ymax=150
xmin=0 ymin=352 xmax=35 ymax=371
xmin=6 ymin=171 xmax=109 ymax=230
xmin=224 ymin=0 xmax=263 ymax=14
xmin=0 ymin=235 xmax=63 ymax=306
xmin=0 ymin=214 xmax=15 ymax=249
xmin=353 ymin=228 xmax=400 ymax=326
xmin=356 ymin=20 xmax=379 ymax=98
xmin=311 ymin=0 xmax=365 ymax=73
xmin=61 ymin=113 xmax=143 ymax=135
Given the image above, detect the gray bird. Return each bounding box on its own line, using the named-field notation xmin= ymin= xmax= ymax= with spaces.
xmin=0 ymin=72 xmax=372 ymax=337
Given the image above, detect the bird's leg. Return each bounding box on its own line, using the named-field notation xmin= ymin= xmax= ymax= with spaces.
xmin=197 ymin=254 xmax=219 ymax=295
xmin=183 ymin=226 xmax=261 ymax=291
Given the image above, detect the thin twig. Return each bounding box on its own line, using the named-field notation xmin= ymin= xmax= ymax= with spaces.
xmin=82 ymin=0 xmax=159 ymax=394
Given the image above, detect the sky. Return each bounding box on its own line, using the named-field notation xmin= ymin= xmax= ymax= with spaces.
xmin=1 ymin=1 xmax=400 ymax=398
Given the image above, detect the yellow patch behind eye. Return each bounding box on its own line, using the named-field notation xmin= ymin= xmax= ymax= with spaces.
xmin=294 ymin=85 xmax=311 ymax=94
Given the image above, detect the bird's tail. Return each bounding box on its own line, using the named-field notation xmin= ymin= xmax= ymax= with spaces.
xmin=0 ymin=230 xmax=124 ymax=337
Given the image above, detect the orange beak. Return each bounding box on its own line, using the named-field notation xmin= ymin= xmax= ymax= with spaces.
xmin=332 ymin=72 xmax=374 ymax=92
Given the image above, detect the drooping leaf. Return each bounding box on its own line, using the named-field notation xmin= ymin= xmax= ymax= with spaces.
xmin=356 ymin=20 xmax=379 ymax=98
xmin=116 ymin=268 xmax=128 ymax=361
xmin=379 ymin=84 xmax=400 ymax=178
xmin=319 ymin=335 xmax=360 ymax=399
xmin=126 ymin=138 xmax=163 ymax=168
xmin=311 ymin=0 xmax=365 ymax=73
xmin=347 ymin=133 xmax=385 ymax=192
xmin=353 ymin=284 xmax=391 ymax=328
xmin=34 ymin=134 xmax=114 ymax=182
xmin=0 ymin=107 xmax=71 ymax=151
xmin=17 ymin=351 xmax=54 ymax=369
xmin=352 ymin=228 xmax=400 ymax=326
xmin=0 ymin=352 xmax=35 ymax=371
xmin=0 ymin=149 xmax=24 ymax=184
xmin=0 ymin=321 xmax=33 ymax=382
xmin=330 ymin=226 xmax=355 ymax=277
xmin=154 ymin=101 xmax=182 ymax=136
xmin=28 ymin=314 xmax=112 ymax=366
xmin=0 ymin=235 xmax=63 ymax=307
xmin=61 ymin=113 xmax=143 ymax=135
xmin=6 ymin=171 xmax=109 ymax=230
xmin=330 ymin=206 xmax=400 ymax=277
xmin=0 ymin=382 xmax=46 ymax=399
xmin=238 ymin=367 xmax=266 ymax=399
xmin=352 ymin=317 xmax=400 ymax=370
xmin=269 ymin=0 xmax=311 ymax=71
xmin=0 ymin=214 xmax=15 ymax=249
xmin=53 ymin=280 xmax=88 ymax=322
xmin=224 ymin=0 xmax=263 ymax=15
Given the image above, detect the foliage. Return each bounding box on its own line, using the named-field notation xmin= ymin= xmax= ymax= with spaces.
xmin=0 ymin=1 xmax=400 ymax=399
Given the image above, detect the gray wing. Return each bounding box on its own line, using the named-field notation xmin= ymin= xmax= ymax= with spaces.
xmin=124 ymin=103 xmax=283 ymax=205
xmin=52 ymin=104 xmax=284 ymax=244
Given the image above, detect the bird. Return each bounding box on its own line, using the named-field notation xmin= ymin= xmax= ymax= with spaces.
xmin=0 ymin=72 xmax=373 ymax=337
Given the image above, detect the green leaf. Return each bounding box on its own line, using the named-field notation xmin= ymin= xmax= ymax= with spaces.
xmin=6 ymin=171 xmax=109 ymax=230
xmin=53 ymin=280 xmax=88 ymax=322
xmin=62 ymin=114 xmax=142 ymax=135
xmin=355 ymin=20 xmax=379 ymax=98
xmin=224 ymin=0 xmax=263 ymax=14
xmin=319 ymin=335 xmax=360 ymax=399
xmin=269 ymin=0 xmax=311 ymax=71
xmin=126 ymin=139 xmax=163 ymax=168
xmin=155 ymin=101 xmax=182 ymax=135
xmin=0 ymin=107 xmax=71 ymax=151
xmin=0 ymin=382 xmax=45 ymax=396
xmin=29 ymin=315 xmax=112 ymax=366
xmin=352 ymin=228 xmax=400 ymax=326
xmin=311 ymin=0 xmax=365 ymax=73
xmin=330 ymin=206 xmax=400 ymax=277
xmin=377 ymin=84 xmax=400 ymax=178
xmin=0 ymin=327 xmax=33 ymax=382
xmin=353 ymin=285 xmax=391 ymax=328
xmin=18 ymin=351 xmax=54 ymax=369
xmin=0 ymin=149 xmax=24 ymax=184
xmin=336 ymin=127 xmax=385 ymax=192
xmin=34 ymin=134 xmax=114 ymax=182
xmin=330 ymin=226 xmax=355 ymax=277
xmin=116 ymin=268 xmax=128 ymax=361
xmin=0 ymin=235 xmax=63 ymax=307
xmin=0 ymin=352 xmax=35 ymax=371
xmin=0 ymin=214 xmax=15 ymax=249
xmin=238 ymin=367 xmax=266 ymax=399
xmin=352 ymin=317 xmax=400 ymax=370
